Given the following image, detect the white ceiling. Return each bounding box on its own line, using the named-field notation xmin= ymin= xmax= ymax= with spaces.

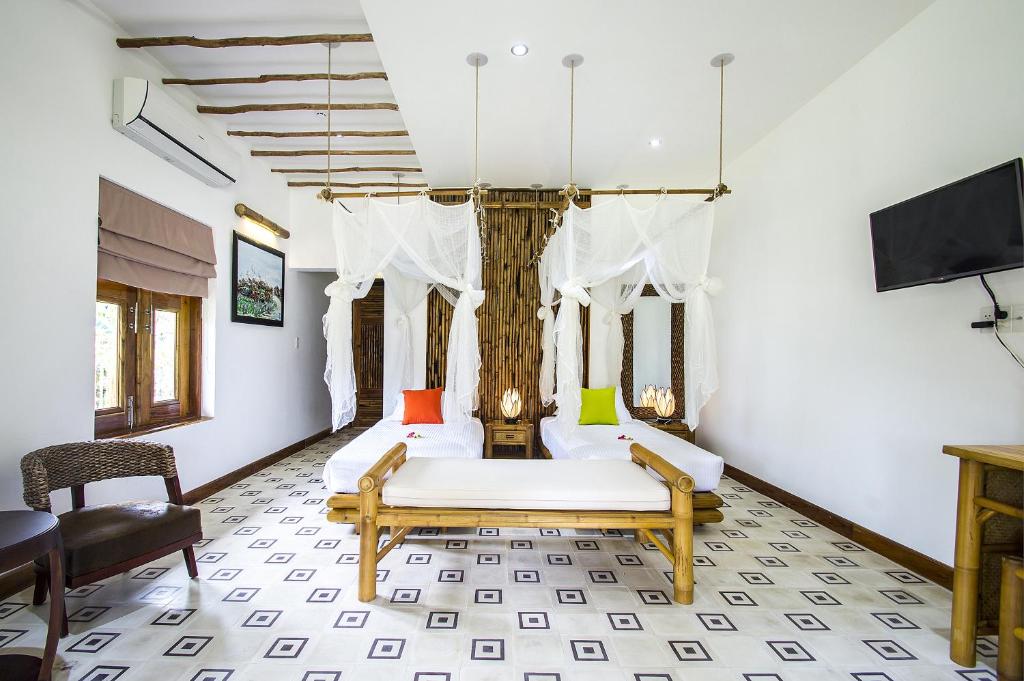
xmin=362 ymin=0 xmax=934 ymax=189
xmin=89 ymin=0 xmax=421 ymax=190
xmin=90 ymin=0 xmax=933 ymax=192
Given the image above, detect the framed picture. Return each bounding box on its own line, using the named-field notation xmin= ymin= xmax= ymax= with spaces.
xmin=231 ymin=231 xmax=285 ymax=326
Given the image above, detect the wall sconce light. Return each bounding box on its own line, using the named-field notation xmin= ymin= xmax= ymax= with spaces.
xmin=500 ymin=388 xmax=522 ymax=424
xmin=234 ymin=203 xmax=291 ymax=239
xmin=654 ymin=387 xmax=676 ymax=422
xmin=639 ymin=384 xmax=658 ymax=409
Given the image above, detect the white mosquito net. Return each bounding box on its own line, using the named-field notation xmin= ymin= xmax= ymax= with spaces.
xmin=324 ymin=195 xmax=484 ymax=431
xmin=538 ymin=194 xmax=721 ymax=432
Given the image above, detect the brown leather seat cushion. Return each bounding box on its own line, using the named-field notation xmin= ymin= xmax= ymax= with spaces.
xmin=39 ymin=502 xmax=202 ymax=577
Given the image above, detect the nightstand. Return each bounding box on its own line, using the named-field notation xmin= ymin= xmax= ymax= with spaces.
xmin=647 ymin=420 xmax=695 ymax=444
xmin=485 ymin=420 xmax=534 ymax=459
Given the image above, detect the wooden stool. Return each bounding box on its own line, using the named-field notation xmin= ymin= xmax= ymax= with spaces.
xmin=0 ymin=511 xmax=63 ymax=681
xmin=999 ymin=555 xmax=1023 ymax=681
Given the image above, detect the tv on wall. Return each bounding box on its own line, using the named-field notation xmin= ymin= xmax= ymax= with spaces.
xmin=869 ymin=158 xmax=1024 ymax=292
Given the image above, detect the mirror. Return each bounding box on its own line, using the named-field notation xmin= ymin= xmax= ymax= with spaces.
xmin=631 ymin=297 xmax=672 ymax=404
xmin=620 ymin=285 xmax=683 ymax=420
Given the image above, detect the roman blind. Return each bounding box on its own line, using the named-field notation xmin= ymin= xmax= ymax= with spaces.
xmin=97 ymin=178 xmax=217 ymax=297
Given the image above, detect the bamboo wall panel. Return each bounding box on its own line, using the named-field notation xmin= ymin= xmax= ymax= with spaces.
xmin=426 ymin=190 xmax=590 ymax=428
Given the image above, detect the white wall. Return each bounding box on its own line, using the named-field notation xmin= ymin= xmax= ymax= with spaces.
xmin=698 ymin=0 xmax=1024 ymax=564
xmin=0 ymin=0 xmax=332 ymax=511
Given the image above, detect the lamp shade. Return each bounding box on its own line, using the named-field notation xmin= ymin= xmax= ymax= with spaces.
xmin=500 ymin=388 xmax=522 ymax=420
xmin=639 ymin=384 xmax=658 ymax=408
xmin=654 ymin=387 xmax=676 ymax=419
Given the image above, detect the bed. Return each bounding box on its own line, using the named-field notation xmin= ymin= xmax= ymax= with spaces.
xmin=324 ymin=418 xmax=484 ymax=495
xmin=539 ymin=414 xmax=725 ymax=523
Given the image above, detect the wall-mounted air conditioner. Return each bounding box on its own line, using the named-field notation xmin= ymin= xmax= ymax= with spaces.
xmin=112 ymin=77 xmax=239 ymax=188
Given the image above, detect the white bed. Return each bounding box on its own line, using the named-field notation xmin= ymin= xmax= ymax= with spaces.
xmin=540 ymin=416 xmax=724 ymax=492
xmin=324 ymin=417 xmax=485 ymax=494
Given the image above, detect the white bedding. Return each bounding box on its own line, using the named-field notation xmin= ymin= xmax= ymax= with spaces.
xmin=324 ymin=418 xmax=485 ymax=494
xmin=540 ymin=417 xmax=723 ymax=492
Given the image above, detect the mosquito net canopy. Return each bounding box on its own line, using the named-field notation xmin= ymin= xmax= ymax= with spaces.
xmin=324 ymin=195 xmax=483 ymax=431
xmin=538 ymin=194 xmax=720 ymax=432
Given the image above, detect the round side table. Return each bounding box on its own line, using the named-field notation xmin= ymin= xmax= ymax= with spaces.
xmin=0 ymin=511 xmax=63 ymax=681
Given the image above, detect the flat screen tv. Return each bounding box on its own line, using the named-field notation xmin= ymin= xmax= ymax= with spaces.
xmin=870 ymin=158 xmax=1024 ymax=292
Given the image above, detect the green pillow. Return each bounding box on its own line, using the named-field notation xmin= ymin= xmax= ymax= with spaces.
xmin=579 ymin=387 xmax=619 ymax=425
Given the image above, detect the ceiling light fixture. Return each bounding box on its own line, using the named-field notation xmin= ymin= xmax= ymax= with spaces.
xmin=510 ymin=43 xmax=529 ymax=57
xmin=649 ymin=138 xmax=662 ymax=148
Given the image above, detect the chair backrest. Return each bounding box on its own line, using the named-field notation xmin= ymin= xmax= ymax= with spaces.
xmin=21 ymin=440 xmax=178 ymax=511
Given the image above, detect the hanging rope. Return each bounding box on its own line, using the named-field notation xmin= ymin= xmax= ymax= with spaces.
xmin=568 ymin=59 xmax=575 ymax=187
xmin=474 ymin=58 xmax=480 ymax=184
xmin=711 ymin=53 xmax=732 ymax=200
xmin=466 ymin=53 xmax=488 ymax=264
xmin=318 ymin=44 xmax=335 ymax=202
xmin=717 ymin=57 xmax=724 ymax=189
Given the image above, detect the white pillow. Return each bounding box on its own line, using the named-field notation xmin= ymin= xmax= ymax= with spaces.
xmin=614 ymin=386 xmax=634 ymax=423
xmin=384 ymin=395 xmax=405 ymax=421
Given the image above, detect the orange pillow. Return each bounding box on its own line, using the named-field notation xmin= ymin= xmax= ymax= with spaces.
xmin=402 ymin=388 xmax=444 ymax=425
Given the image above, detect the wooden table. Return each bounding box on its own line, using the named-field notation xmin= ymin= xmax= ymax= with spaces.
xmin=0 ymin=511 xmax=64 ymax=681
xmin=646 ymin=420 xmax=696 ymax=444
xmin=484 ymin=420 xmax=534 ymax=459
xmin=943 ymin=444 xmax=1024 ymax=668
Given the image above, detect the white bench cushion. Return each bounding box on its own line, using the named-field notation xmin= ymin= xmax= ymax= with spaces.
xmin=381 ymin=458 xmax=670 ymax=511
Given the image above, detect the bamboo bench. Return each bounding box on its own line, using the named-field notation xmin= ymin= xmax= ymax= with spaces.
xmin=337 ymin=442 xmax=699 ymax=604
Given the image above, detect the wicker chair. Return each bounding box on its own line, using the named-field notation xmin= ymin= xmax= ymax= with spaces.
xmin=21 ymin=440 xmax=202 ymax=632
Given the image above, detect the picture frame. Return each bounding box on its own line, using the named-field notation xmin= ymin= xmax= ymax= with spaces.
xmin=231 ymin=231 xmax=285 ymax=326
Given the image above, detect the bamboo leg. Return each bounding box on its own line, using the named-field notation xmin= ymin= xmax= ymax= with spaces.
xmin=951 ymin=459 xmax=984 ymax=667
xmin=358 ymin=478 xmax=380 ymax=603
xmin=998 ymin=556 xmax=1023 ymax=681
xmin=671 ymin=484 xmax=694 ymax=605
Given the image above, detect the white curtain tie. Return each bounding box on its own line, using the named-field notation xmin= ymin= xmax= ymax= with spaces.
xmin=695 ymin=275 xmax=724 ymax=296
xmin=558 ymin=281 xmax=591 ymax=306
xmin=458 ymin=284 xmax=485 ymax=308
xmin=537 ymin=305 xmax=552 ymax=321
xmin=603 ymin=309 xmax=621 ymax=324
xmin=324 ymin=279 xmax=355 ymax=302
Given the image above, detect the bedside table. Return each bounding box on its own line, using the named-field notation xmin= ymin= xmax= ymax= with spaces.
xmin=646 ymin=420 xmax=695 ymax=444
xmin=485 ymin=421 xmax=534 ymax=459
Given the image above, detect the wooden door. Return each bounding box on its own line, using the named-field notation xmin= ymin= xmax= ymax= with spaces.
xmin=353 ymin=279 xmax=385 ymax=426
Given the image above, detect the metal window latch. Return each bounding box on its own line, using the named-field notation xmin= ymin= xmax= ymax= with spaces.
xmin=145 ymin=305 xmax=152 ymax=331
xmin=128 ymin=304 xmax=137 ymax=332
xmin=127 ymin=395 xmax=135 ymax=430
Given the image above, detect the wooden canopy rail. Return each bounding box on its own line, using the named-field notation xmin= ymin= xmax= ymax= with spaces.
xmin=198 ymin=102 xmax=397 ymax=114
xmin=228 ymin=130 xmax=408 ymax=138
xmin=116 ymin=34 xmax=373 ymax=49
xmin=252 ymin=149 xmax=415 ymax=157
xmin=289 ymin=181 xmax=428 ymax=188
xmin=344 ymin=442 xmax=697 ymax=605
xmin=270 ymin=167 xmax=422 ymax=174
xmin=328 ymin=186 xmax=731 ymax=202
xmin=164 ymin=72 xmax=387 ymax=86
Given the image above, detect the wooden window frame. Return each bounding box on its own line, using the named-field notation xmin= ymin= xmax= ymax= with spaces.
xmin=95 ymin=280 xmax=202 ymax=438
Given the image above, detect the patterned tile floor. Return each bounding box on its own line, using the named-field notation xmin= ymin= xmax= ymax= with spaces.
xmin=0 ymin=430 xmax=999 ymax=680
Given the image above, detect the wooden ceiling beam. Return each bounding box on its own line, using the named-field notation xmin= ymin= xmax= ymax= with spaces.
xmin=270 ymin=167 xmax=422 ymax=174
xmin=198 ymin=102 xmax=397 ymax=114
xmin=252 ymin=149 xmax=415 ymax=157
xmin=164 ymin=72 xmax=387 ymax=86
xmin=288 ymin=181 xmax=428 ymax=188
xmin=116 ymin=34 xmax=372 ymax=49
xmin=227 ymin=129 xmax=408 ymax=138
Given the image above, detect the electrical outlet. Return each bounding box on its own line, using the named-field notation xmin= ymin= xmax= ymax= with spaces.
xmin=978 ymin=304 xmax=1024 ymax=333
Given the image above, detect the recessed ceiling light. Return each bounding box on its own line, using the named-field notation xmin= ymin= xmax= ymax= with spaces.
xmin=511 ymin=43 xmax=529 ymax=57
xmin=649 ymin=138 xmax=662 ymax=148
